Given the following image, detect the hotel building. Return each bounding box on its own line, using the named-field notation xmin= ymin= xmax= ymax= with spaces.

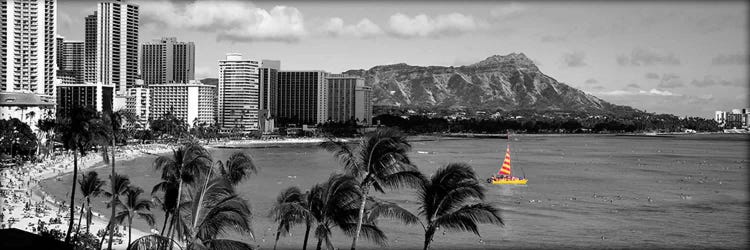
xmin=141 ymin=37 xmax=195 ymax=86
xmin=277 ymin=71 xmax=328 ymax=126
xmin=325 ymin=74 xmax=372 ymax=125
xmin=56 ymin=82 xmax=114 ymax=116
xmin=1 ymin=0 xmax=57 ymax=100
xmin=85 ymin=1 xmax=139 ymax=95
xmin=57 ymin=40 xmax=84 ymax=84
xmin=259 ymin=59 xmax=280 ymax=132
xmin=149 ymin=81 xmax=215 ymax=127
xmin=218 ymin=53 xmax=260 ymax=133
xmin=125 ymin=87 xmax=149 ymax=128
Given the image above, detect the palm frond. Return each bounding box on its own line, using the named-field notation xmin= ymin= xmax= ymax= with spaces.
xmin=320 ymin=139 xmax=360 ymax=176
xmin=433 ymin=203 xmax=503 ymax=236
xmin=366 ymin=197 xmax=420 ymax=226
xmin=203 ymin=239 xmax=254 ymax=250
xmin=339 ymin=222 xmax=388 ymax=247
xmin=127 ymin=234 xmax=180 ymax=250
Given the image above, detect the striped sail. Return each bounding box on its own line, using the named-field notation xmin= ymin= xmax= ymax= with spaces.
xmin=499 ymin=145 xmax=511 ymax=175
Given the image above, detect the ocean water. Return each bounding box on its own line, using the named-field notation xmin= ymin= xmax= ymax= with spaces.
xmin=39 ymin=135 xmax=749 ymax=249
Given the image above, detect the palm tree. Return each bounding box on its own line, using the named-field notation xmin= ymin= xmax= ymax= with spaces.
xmin=320 ymin=127 xmax=425 ymax=250
xmin=151 ymin=177 xmax=178 ymax=236
xmin=59 ymin=106 xmax=99 ymax=244
xmin=270 ymin=186 xmax=310 ymax=250
xmin=113 ymin=186 xmax=156 ymax=249
xmin=153 ymin=142 xmax=212 ymax=244
xmin=308 ymin=174 xmax=388 ymax=250
xmin=416 ymin=163 xmax=503 ymax=250
xmin=101 ymin=110 xmax=123 ymax=250
xmin=216 ymin=152 xmax=258 ymax=185
xmin=102 ymin=173 xmax=131 ymax=247
xmin=76 ymin=171 xmax=105 ymax=236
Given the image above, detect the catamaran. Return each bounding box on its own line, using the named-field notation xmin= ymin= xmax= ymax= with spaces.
xmin=488 ymin=142 xmax=527 ymax=185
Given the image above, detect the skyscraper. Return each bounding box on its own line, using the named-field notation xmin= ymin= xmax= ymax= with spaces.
xmin=57 ymin=40 xmax=85 ymax=84
xmin=277 ymin=71 xmax=328 ymax=125
xmin=325 ymin=74 xmax=371 ymax=125
xmin=1 ymin=0 xmax=57 ymax=99
xmin=85 ymin=1 xmax=139 ymax=95
xmin=218 ymin=53 xmax=260 ymax=133
xmin=141 ymin=37 xmax=195 ymax=86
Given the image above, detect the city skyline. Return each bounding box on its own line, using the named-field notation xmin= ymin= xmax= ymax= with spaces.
xmin=52 ymin=1 xmax=750 ymax=118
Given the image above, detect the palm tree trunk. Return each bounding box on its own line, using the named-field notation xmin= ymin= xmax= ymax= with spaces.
xmin=302 ymin=221 xmax=311 ymax=250
xmin=75 ymin=202 xmax=86 ymax=237
xmin=169 ymin=180 xmax=184 ymax=250
xmin=99 ymin=220 xmax=112 ymax=249
xmin=350 ymin=185 xmax=369 ymax=250
xmin=107 ymin=140 xmax=117 ymax=250
xmin=316 ymin=238 xmax=322 ymax=250
xmin=273 ymin=230 xmax=281 ymax=250
xmin=86 ymin=197 xmax=92 ymax=234
xmin=423 ymin=226 xmax=436 ymax=250
xmin=64 ymin=150 xmax=78 ymax=244
xmin=160 ymin=213 xmax=169 ymax=236
xmin=128 ymin=217 xmax=133 ymax=249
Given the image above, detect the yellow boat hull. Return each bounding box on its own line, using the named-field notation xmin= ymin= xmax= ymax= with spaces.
xmin=492 ymin=179 xmax=528 ymax=185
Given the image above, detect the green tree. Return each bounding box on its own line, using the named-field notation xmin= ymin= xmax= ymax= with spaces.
xmin=320 ymin=127 xmax=424 ymax=250
xmin=59 ymin=106 xmax=100 ymax=244
xmin=76 ymin=171 xmax=105 ymax=236
xmin=153 ymin=142 xmax=212 ymax=244
xmin=416 ymin=163 xmax=503 ymax=250
xmin=216 ymin=152 xmax=258 ymax=185
xmin=270 ymin=187 xmax=310 ymax=250
xmin=103 ymin=173 xmax=131 ymax=247
xmin=113 ymin=186 xmax=155 ymax=249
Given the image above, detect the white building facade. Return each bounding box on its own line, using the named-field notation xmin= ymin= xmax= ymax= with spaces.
xmin=149 ymin=81 xmax=215 ymax=127
xmin=1 ymin=0 xmax=57 ymax=101
xmin=218 ymin=53 xmax=260 ymax=133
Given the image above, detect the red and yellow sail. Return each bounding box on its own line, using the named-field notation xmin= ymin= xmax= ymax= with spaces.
xmin=498 ymin=145 xmax=512 ymax=176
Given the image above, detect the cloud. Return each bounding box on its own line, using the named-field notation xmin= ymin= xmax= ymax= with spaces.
xmin=140 ymin=0 xmax=305 ymax=43
xmin=690 ymin=75 xmax=746 ymax=87
xmin=584 ymin=78 xmax=598 ymax=85
xmin=626 ymin=83 xmax=641 ymax=89
xmin=598 ymin=88 xmax=681 ymax=96
xmin=562 ymin=51 xmax=586 ymax=67
xmin=657 ymin=73 xmax=684 ymax=88
xmin=540 ymin=35 xmax=566 ymax=43
xmin=388 ymin=13 xmax=478 ymax=38
xmin=490 ymin=2 xmax=526 ymax=20
xmin=616 ymin=47 xmax=681 ymax=66
xmin=711 ymin=54 xmax=748 ymax=65
xmin=644 ymin=72 xmax=660 ymax=80
xmin=324 ymin=18 xmax=384 ymax=38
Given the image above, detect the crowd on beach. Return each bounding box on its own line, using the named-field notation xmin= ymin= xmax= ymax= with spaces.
xmin=0 ymin=143 xmax=173 ymax=249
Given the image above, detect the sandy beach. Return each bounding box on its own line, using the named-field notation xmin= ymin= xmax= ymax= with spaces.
xmin=1 ymin=137 xmax=331 ymax=249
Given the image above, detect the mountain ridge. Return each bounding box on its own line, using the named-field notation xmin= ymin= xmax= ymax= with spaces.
xmin=343 ymin=53 xmax=637 ymax=114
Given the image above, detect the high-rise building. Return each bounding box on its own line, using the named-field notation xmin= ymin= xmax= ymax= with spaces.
xmin=141 ymin=37 xmax=195 ymax=86
xmin=56 ymin=82 xmax=114 ymax=116
xmin=277 ymin=71 xmax=329 ymax=126
xmin=57 ymin=40 xmax=85 ymax=84
xmin=714 ymin=111 xmax=726 ymax=124
xmin=85 ymin=1 xmax=139 ymax=95
xmin=149 ymin=81 xmax=215 ymax=127
xmin=84 ymin=13 xmax=96 ymax=83
xmin=125 ymin=87 xmax=149 ymax=128
xmin=259 ymin=59 xmax=280 ymax=132
xmin=325 ymin=74 xmax=372 ymax=125
xmin=218 ymin=53 xmax=260 ymax=133
xmin=1 ymin=0 xmax=57 ymax=99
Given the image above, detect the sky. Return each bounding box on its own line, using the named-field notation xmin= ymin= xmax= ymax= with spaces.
xmin=57 ymin=0 xmax=749 ymax=118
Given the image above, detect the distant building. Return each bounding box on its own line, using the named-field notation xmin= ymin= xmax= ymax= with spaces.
xmin=141 ymin=37 xmax=195 ymax=86
xmin=218 ymin=53 xmax=260 ymax=133
xmin=56 ymin=82 xmax=114 ymax=117
xmin=259 ymin=59 xmax=280 ymax=132
xmin=725 ymin=113 xmax=745 ymax=129
xmin=277 ymin=71 xmax=328 ymax=126
xmin=85 ymin=1 xmax=140 ymax=95
xmin=714 ymin=111 xmax=726 ymax=124
xmin=325 ymin=74 xmax=372 ymax=125
xmin=149 ymin=81 xmax=215 ymax=127
xmin=57 ymin=40 xmax=85 ymax=84
xmin=1 ymin=0 xmax=57 ymax=100
xmin=731 ymin=109 xmax=742 ymax=114
xmin=0 ymin=92 xmax=55 ymax=133
xmin=125 ymin=87 xmax=150 ymax=128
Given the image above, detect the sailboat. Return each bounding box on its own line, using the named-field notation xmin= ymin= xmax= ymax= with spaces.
xmin=489 ymin=143 xmax=527 ymax=185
